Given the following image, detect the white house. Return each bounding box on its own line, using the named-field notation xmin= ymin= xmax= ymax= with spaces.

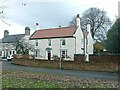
xmin=30 ymin=14 xmax=93 ymax=60
xmin=1 ymin=27 xmax=30 ymax=58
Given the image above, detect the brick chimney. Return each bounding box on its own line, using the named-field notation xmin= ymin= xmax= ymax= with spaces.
xmin=25 ymin=26 xmax=30 ymax=36
xmin=4 ymin=30 xmax=9 ymax=37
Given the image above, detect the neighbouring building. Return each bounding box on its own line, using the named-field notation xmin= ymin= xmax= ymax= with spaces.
xmin=29 ymin=14 xmax=93 ymax=60
xmin=1 ymin=27 xmax=30 ymax=57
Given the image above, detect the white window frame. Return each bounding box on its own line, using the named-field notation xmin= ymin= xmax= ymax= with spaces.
xmin=61 ymin=49 xmax=67 ymax=59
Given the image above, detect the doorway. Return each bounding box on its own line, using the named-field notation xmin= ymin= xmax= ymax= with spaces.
xmin=48 ymin=51 xmax=51 ymax=60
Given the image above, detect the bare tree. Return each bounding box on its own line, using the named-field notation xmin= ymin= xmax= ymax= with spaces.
xmin=14 ymin=36 xmax=35 ymax=55
xmin=0 ymin=0 xmax=11 ymax=26
xmin=69 ymin=7 xmax=112 ymax=42
xmin=0 ymin=0 xmax=7 ymax=19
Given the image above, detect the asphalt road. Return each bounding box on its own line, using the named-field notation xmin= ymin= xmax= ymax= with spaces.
xmin=2 ymin=60 xmax=118 ymax=81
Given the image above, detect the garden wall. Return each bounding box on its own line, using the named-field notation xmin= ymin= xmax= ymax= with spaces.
xmin=74 ymin=54 xmax=119 ymax=63
xmin=12 ymin=54 xmax=119 ymax=72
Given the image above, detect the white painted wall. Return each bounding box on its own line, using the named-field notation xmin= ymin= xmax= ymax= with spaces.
xmin=87 ymin=24 xmax=93 ymax=54
xmin=30 ymin=37 xmax=76 ymax=60
xmin=73 ymin=17 xmax=84 ymax=54
xmin=1 ymin=43 xmax=16 ymax=57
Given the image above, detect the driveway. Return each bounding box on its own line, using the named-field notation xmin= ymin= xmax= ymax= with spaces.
xmin=2 ymin=61 xmax=118 ymax=81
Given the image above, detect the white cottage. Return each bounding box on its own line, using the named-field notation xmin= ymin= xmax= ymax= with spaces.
xmin=30 ymin=14 xmax=93 ymax=60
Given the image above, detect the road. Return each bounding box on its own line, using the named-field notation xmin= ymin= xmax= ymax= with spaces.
xmin=0 ymin=58 xmax=2 ymax=90
xmin=2 ymin=60 xmax=118 ymax=81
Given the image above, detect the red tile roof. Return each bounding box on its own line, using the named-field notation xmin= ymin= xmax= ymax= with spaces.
xmin=30 ymin=26 xmax=77 ymax=39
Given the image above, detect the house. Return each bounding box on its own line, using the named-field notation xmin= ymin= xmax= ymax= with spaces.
xmin=30 ymin=14 xmax=93 ymax=60
xmin=1 ymin=27 xmax=30 ymax=58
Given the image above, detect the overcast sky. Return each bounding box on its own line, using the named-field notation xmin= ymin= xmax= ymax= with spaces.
xmin=0 ymin=0 xmax=119 ymax=39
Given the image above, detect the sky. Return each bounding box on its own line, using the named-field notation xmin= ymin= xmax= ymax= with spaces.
xmin=0 ymin=0 xmax=119 ymax=39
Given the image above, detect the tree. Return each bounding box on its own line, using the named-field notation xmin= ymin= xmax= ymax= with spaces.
xmin=106 ymin=18 xmax=120 ymax=53
xmin=0 ymin=0 xmax=11 ymax=26
xmin=69 ymin=7 xmax=111 ymax=41
xmin=14 ymin=36 xmax=35 ymax=55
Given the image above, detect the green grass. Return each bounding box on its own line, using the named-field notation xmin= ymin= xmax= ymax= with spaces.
xmin=3 ymin=77 xmax=58 ymax=88
xmin=2 ymin=70 xmax=119 ymax=88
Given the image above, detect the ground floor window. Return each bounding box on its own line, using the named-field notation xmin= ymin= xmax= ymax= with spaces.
xmin=61 ymin=50 xmax=67 ymax=59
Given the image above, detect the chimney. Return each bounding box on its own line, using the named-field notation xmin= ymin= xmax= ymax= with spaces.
xmin=76 ymin=14 xmax=81 ymax=27
xmin=36 ymin=23 xmax=39 ymax=30
xmin=25 ymin=26 xmax=30 ymax=36
xmin=4 ymin=30 xmax=9 ymax=37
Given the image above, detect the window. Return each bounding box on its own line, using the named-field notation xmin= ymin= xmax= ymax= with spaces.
xmin=61 ymin=50 xmax=67 ymax=58
xmin=62 ymin=39 xmax=66 ymax=45
xmin=48 ymin=39 xmax=51 ymax=46
xmin=62 ymin=51 xmax=65 ymax=58
xmin=35 ymin=40 xmax=38 ymax=46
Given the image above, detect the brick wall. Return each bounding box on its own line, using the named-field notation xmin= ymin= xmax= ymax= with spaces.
xmin=74 ymin=54 xmax=119 ymax=63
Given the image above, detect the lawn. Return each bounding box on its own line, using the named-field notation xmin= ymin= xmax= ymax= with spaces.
xmin=2 ymin=70 xmax=118 ymax=89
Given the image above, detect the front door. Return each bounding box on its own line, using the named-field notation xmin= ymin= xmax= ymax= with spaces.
xmin=48 ymin=51 xmax=51 ymax=60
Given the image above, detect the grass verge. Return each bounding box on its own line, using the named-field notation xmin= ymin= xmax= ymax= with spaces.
xmin=2 ymin=70 xmax=119 ymax=89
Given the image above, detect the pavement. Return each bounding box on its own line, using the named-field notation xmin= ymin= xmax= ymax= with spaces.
xmin=2 ymin=60 xmax=118 ymax=81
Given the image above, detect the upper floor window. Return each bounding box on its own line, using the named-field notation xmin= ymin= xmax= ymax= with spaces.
xmin=48 ymin=39 xmax=51 ymax=46
xmin=62 ymin=39 xmax=66 ymax=45
xmin=35 ymin=40 xmax=38 ymax=46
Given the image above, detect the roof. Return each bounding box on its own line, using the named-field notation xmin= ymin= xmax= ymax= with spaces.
xmin=2 ymin=34 xmax=25 ymax=43
xmin=30 ymin=26 xmax=77 ymax=39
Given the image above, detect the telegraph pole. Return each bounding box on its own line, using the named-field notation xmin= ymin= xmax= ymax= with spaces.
xmin=59 ymin=38 xmax=62 ymax=69
xmin=83 ymin=31 xmax=89 ymax=62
